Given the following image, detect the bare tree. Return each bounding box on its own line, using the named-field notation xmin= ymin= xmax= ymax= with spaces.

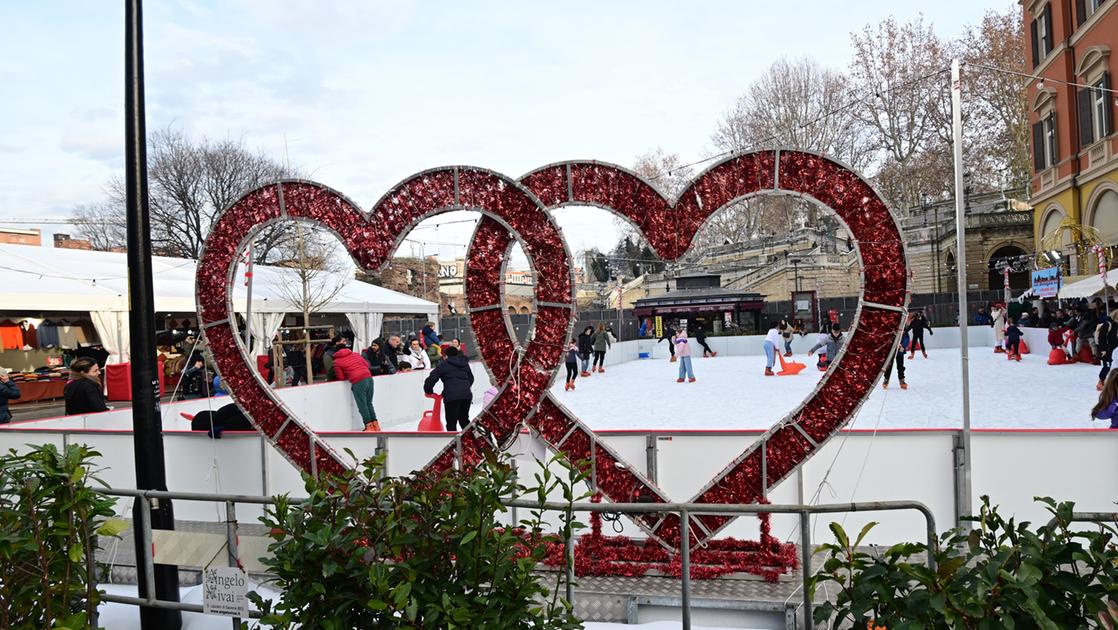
xmin=713 ymin=57 xmax=873 ymax=170
xmin=848 ymin=16 xmax=952 ymax=210
xmin=71 ymin=126 xmax=298 ymax=261
xmin=268 ymin=223 xmax=350 ymax=382
xmin=957 ymin=8 xmax=1030 ymax=191
xmin=70 ymin=201 xmax=126 ymax=251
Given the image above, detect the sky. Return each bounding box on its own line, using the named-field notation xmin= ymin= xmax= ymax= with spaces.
xmin=0 ymin=1 xmax=1009 ymax=258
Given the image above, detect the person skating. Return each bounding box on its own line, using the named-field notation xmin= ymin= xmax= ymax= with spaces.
xmin=906 ymin=311 xmax=932 ymax=359
xmin=1005 ymin=318 xmax=1024 ymax=361
xmin=331 ymin=340 xmax=380 ymax=432
xmin=808 ymin=322 xmax=845 ymax=370
xmin=762 ymin=321 xmax=781 ymax=376
xmin=564 ymin=340 xmax=579 ymax=391
xmin=423 ymin=346 xmax=475 ymax=431
xmin=779 ymin=317 xmax=794 ymax=357
xmin=658 ymin=321 xmax=678 ymax=362
xmin=694 ymin=322 xmax=717 ymax=357
xmin=882 ymin=330 xmax=909 ymax=389
xmin=673 ymin=329 xmax=695 ymax=383
xmin=577 ymin=325 xmax=595 ymax=376
xmin=1091 ymin=369 xmax=1118 ymax=428
xmin=991 ymin=304 xmax=1007 ymax=353
xmin=591 ymin=323 xmax=611 ymax=373
xmin=1096 ymin=310 xmax=1118 ymax=390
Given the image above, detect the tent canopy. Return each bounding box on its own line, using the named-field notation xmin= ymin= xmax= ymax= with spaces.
xmin=1057 ymin=269 xmax=1118 ymax=299
xmin=0 ymin=244 xmax=438 ymax=318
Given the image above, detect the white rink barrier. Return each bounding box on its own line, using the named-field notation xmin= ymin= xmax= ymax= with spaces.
xmin=0 ymin=325 xmax=1087 ymax=545
xmin=1 ymin=423 xmax=1114 ymax=547
xmin=4 ymin=363 xmax=493 ymax=433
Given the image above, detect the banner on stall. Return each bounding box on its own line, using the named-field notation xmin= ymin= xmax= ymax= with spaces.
xmin=1031 ymin=267 xmax=1060 ymax=298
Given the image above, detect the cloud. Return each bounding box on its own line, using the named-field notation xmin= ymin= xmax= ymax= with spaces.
xmin=60 ymin=127 xmax=122 ymax=165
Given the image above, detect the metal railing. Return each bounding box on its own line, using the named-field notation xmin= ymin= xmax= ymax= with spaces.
xmin=91 ymin=486 xmax=936 ymax=630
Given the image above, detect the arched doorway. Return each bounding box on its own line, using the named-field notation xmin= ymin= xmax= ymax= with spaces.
xmin=988 ymin=245 xmax=1029 ymax=291
xmin=519 ymin=306 xmax=530 ymax=315
xmin=944 ymin=251 xmax=958 ymax=293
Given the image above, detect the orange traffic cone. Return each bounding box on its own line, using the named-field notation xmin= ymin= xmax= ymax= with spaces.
xmin=418 ymin=394 xmax=445 ymax=432
xmin=776 ymin=351 xmax=806 ymax=376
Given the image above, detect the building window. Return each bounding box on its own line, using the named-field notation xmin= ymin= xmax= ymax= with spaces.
xmin=1078 ymin=73 xmax=1113 ymax=148
xmin=1095 ymin=75 xmax=1112 ymax=140
xmin=1031 ymin=4 xmax=1054 ymax=67
xmin=1034 ymin=113 xmax=1058 ymax=170
xmin=1077 ymin=0 xmax=1107 ymax=26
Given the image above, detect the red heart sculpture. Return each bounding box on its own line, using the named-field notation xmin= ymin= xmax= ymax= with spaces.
xmin=196 ymin=168 xmax=577 ymax=479
xmin=196 ymin=151 xmax=907 ymax=549
xmin=454 ymin=151 xmax=908 ymax=545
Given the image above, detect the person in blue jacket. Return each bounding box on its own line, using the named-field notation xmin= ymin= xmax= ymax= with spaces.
xmin=0 ymin=368 xmax=20 ymax=423
xmin=1091 ymin=368 xmax=1118 ymax=428
xmin=420 ymin=322 xmax=440 ymax=348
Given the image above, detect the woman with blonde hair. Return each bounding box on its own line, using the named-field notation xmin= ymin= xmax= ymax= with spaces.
xmin=64 ymin=357 xmax=109 ymax=415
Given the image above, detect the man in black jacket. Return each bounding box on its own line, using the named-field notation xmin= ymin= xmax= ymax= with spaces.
xmin=423 ymin=347 xmax=474 ymax=431
xmin=381 ymin=335 xmax=403 ymax=373
xmin=0 ymin=369 xmax=20 ymax=424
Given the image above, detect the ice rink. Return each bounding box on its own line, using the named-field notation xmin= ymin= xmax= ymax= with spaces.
xmin=546 ymin=348 xmax=1104 ymax=431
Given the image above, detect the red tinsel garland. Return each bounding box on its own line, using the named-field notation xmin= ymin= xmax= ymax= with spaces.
xmin=195 ymin=152 xmax=906 ymax=559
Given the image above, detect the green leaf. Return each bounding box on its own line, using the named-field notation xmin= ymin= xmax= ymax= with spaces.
xmin=829 ymin=522 xmax=850 ymax=548
xmin=97 ymin=517 xmax=129 ymax=538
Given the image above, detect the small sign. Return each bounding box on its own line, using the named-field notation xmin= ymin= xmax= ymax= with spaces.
xmin=1031 ymin=267 xmax=1060 ymax=298
xmin=654 ymin=316 xmax=663 ymax=339
xmin=46 ymin=356 xmax=62 ymax=367
xmin=203 ymin=566 xmax=250 ymax=618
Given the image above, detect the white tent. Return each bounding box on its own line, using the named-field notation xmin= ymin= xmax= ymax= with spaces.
xmin=1057 ymin=269 xmax=1118 ymax=299
xmin=0 ymin=244 xmax=438 ymax=361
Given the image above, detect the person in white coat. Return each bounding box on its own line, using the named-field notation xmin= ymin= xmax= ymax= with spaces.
xmin=990 ymin=304 xmax=1007 ymax=353
xmin=401 ymin=338 xmax=430 ymax=370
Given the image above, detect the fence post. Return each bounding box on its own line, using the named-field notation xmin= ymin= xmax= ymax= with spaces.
xmin=225 ymin=501 xmax=242 ymax=629
xmin=800 ymin=510 xmax=813 ymax=629
xmin=680 ymin=509 xmax=691 ymax=630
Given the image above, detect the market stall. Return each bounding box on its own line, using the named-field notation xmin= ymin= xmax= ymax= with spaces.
xmin=0 ymin=243 xmax=439 ymax=394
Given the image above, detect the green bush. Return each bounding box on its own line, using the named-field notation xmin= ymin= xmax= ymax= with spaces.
xmin=809 ymin=496 xmax=1118 ymax=629
xmin=0 ymin=444 xmax=124 ymax=630
xmin=250 ymin=452 xmax=586 ymax=629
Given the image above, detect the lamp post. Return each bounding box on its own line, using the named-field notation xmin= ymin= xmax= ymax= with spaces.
xmin=125 ymin=1 xmax=181 ymax=626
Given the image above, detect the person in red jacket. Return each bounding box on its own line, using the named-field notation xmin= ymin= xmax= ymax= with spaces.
xmin=331 ymin=340 xmax=380 ymax=431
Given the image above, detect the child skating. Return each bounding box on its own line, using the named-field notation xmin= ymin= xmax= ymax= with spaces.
xmin=673 ymin=329 xmax=696 ymax=383
xmin=882 ymin=329 xmax=909 ymax=389
xmin=564 ymin=340 xmax=579 ymax=390
xmin=1005 ymin=318 xmax=1023 ymax=361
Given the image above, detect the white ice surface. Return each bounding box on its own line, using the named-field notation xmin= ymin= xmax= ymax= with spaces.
xmin=540 ymin=348 xmax=1103 ymax=430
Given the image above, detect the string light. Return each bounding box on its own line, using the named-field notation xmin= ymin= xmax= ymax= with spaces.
xmin=967 ymin=61 xmax=1118 ymax=96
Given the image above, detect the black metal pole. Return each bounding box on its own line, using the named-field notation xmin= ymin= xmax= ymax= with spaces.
xmin=125 ymin=1 xmax=182 ymax=627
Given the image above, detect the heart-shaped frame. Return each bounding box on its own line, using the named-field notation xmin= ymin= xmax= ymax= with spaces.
xmin=196 ymin=150 xmax=908 ymax=549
